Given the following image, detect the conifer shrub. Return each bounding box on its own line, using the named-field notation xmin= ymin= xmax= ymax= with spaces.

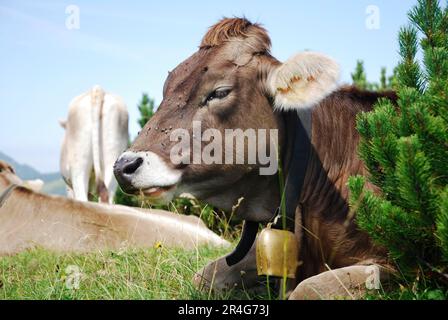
xmin=349 ymin=0 xmax=448 ymax=294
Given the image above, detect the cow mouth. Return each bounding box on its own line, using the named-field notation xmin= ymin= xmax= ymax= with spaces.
xmin=140 ymin=185 xmax=175 ymax=198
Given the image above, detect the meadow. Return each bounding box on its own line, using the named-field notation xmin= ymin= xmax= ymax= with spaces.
xmin=0 ymin=244 xmax=270 ymax=300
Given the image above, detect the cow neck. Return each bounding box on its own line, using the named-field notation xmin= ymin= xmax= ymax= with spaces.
xmin=0 ymin=183 xmax=19 ymax=209
xmin=225 ymin=108 xmax=312 ymax=267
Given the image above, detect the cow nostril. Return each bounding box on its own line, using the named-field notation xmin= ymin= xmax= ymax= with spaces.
xmin=123 ymin=157 xmax=144 ymax=175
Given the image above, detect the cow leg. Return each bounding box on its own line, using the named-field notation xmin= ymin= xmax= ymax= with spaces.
xmin=288 ymin=264 xmax=392 ymax=300
xmin=103 ymin=169 xmax=117 ymax=205
xmin=72 ymin=167 xmax=91 ymax=202
xmin=66 ymin=186 xmax=74 ymax=199
xmin=71 ymin=160 xmax=92 ymax=202
xmin=93 ymin=167 xmax=117 ymax=204
xmin=101 ymin=101 xmax=128 ymax=205
xmin=71 ymin=172 xmax=89 ymax=201
xmin=193 ymin=241 xmax=272 ymax=294
xmin=97 ymin=180 xmax=109 ymax=203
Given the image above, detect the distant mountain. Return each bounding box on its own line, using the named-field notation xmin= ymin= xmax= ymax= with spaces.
xmin=0 ymin=151 xmax=65 ymax=195
xmin=41 ymin=178 xmax=66 ymax=196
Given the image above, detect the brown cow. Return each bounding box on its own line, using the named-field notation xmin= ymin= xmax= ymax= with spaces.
xmin=114 ymin=18 xmax=395 ymax=299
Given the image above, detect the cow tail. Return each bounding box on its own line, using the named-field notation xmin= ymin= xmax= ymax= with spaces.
xmin=91 ymin=85 xmax=105 ymax=184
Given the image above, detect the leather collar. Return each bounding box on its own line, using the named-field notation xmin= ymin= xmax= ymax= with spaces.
xmin=0 ymin=183 xmax=19 ymax=209
xmin=226 ymin=109 xmax=312 ymax=266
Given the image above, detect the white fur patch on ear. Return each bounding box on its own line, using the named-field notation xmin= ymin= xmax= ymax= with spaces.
xmin=24 ymin=179 xmax=44 ymax=192
xmin=267 ymin=51 xmax=340 ymax=110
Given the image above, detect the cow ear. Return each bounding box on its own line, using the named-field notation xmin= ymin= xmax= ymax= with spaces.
xmin=59 ymin=119 xmax=67 ymax=129
xmin=267 ymin=51 xmax=340 ymax=111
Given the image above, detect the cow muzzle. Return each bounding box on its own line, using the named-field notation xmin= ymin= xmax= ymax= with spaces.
xmin=113 ymin=151 xmax=182 ymax=199
xmin=113 ymin=154 xmax=143 ymax=193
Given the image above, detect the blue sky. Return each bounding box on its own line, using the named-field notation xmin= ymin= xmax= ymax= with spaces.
xmin=0 ymin=0 xmax=417 ymax=172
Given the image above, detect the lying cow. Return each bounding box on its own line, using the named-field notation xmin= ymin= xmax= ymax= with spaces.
xmin=60 ymin=85 xmax=129 ymax=204
xmin=113 ymin=18 xmax=394 ymax=299
xmin=0 ymin=160 xmax=228 ymax=255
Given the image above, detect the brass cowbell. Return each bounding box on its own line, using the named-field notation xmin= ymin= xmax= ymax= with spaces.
xmin=256 ymin=224 xmax=299 ymax=278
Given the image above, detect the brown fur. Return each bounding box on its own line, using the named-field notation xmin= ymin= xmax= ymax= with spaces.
xmin=296 ymin=86 xmax=396 ymax=279
xmin=200 ymin=17 xmax=271 ymax=52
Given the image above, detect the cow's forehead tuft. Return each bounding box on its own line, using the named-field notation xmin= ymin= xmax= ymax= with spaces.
xmin=200 ymin=17 xmax=271 ymax=52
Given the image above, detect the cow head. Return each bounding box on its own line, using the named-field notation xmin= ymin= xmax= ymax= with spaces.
xmin=0 ymin=160 xmax=21 ymax=186
xmin=114 ymin=18 xmax=339 ymax=221
xmin=0 ymin=161 xmax=23 ymax=195
xmin=0 ymin=160 xmax=44 ymax=193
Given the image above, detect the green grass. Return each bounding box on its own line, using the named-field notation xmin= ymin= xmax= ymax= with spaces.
xmin=0 ymin=245 xmax=267 ymax=300
xmin=0 ymin=191 xmax=259 ymax=300
xmin=2 ymin=241 xmax=446 ymax=300
xmin=365 ymin=287 xmax=447 ymax=300
xmin=363 ymin=275 xmax=448 ymax=300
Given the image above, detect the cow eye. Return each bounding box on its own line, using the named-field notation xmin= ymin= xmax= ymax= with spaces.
xmin=204 ymin=87 xmax=232 ymax=105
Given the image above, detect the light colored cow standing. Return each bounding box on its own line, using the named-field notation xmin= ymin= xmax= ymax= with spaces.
xmin=60 ymin=85 xmax=129 ymax=204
